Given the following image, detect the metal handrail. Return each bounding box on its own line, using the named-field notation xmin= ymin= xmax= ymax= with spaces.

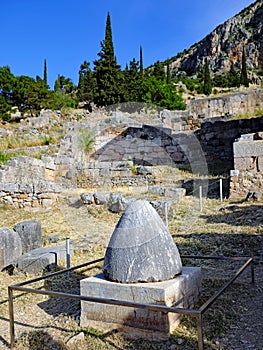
xmin=8 ymin=255 xmax=254 ymax=350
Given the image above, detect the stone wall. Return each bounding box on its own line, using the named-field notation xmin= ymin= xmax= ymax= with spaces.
xmin=196 ymin=116 xmax=263 ymax=173
xmin=163 ymin=89 xmax=263 ymax=130
xmin=0 ymin=156 xmax=62 ymax=208
xmin=230 ymin=132 xmax=263 ymax=196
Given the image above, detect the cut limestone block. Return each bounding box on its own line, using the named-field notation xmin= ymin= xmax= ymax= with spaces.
xmin=13 ymin=220 xmax=42 ymax=254
xmin=80 ymin=266 xmax=201 ymax=340
xmin=16 ymin=245 xmax=74 ymax=274
xmin=0 ymin=228 xmax=22 ymax=270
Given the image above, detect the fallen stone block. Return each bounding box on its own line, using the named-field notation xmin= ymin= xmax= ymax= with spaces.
xmin=16 ymin=245 xmax=74 ymax=274
xmin=0 ymin=228 xmax=22 ymax=270
xmin=94 ymin=193 xmax=110 ymax=205
xmin=14 ymin=221 xmax=42 ymax=254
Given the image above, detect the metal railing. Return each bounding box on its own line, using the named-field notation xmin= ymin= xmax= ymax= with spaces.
xmin=8 ymin=255 xmax=254 ymax=350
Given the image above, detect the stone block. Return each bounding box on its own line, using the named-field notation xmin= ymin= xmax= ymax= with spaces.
xmin=80 ymin=193 xmax=94 ymax=205
xmin=14 ymin=221 xmax=42 ymax=254
xmin=16 ymin=245 xmax=74 ymax=274
xmin=0 ymin=228 xmax=22 ymax=270
xmin=80 ymin=267 xmax=201 ymax=340
xmin=94 ymin=193 xmax=109 ymax=205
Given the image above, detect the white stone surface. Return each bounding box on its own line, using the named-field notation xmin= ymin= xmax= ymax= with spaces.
xmin=80 ymin=266 xmax=201 ymax=340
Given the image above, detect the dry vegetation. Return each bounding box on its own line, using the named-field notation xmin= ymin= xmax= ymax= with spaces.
xmin=0 ymin=188 xmax=262 ymax=350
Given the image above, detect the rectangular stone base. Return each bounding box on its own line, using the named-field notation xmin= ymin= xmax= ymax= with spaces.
xmin=80 ymin=266 xmax=201 ymax=340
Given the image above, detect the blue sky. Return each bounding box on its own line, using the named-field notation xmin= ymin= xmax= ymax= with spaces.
xmin=1 ymin=0 xmax=255 ymax=88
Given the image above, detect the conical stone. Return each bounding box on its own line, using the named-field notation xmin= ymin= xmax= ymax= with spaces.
xmin=103 ymin=199 xmax=182 ymax=283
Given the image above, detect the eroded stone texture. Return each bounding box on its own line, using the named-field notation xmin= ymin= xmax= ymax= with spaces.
xmin=14 ymin=221 xmax=42 ymax=254
xmin=0 ymin=228 xmax=22 ymax=269
xmin=103 ymin=199 xmax=182 ymax=283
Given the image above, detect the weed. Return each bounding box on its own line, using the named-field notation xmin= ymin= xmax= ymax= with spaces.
xmin=0 ymin=151 xmax=9 ymax=164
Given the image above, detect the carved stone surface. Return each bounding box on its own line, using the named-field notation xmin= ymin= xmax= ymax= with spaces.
xmin=0 ymin=228 xmax=22 ymax=270
xmin=14 ymin=221 xmax=42 ymax=254
xmin=103 ymin=199 xmax=182 ymax=283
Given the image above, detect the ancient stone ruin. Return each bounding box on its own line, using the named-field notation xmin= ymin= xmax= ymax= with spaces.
xmin=80 ymin=200 xmax=201 ymax=339
xmin=230 ymin=131 xmax=263 ymax=197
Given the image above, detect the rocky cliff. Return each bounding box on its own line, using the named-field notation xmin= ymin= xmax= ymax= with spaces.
xmin=169 ymin=0 xmax=263 ymax=82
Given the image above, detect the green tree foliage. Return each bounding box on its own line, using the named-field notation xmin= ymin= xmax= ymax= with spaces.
xmin=0 ymin=66 xmax=15 ymax=120
xmin=123 ymin=58 xmax=143 ymax=102
xmin=12 ymin=75 xmax=49 ymax=116
xmin=54 ymin=75 xmax=76 ymax=94
xmin=227 ymin=63 xmax=240 ymax=87
xmin=240 ymin=46 xmax=249 ymax=87
xmin=141 ymin=76 xmax=186 ymax=110
xmin=203 ymin=59 xmax=212 ymax=95
xmin=93 ymin=12 xmax=123 ymax=106
xmin=151 ymin=61 xmax=166 ymax=81
xmin=166 ymin=64 xmax=171 ymax=84
xmin=77 ymin=61 xmax=96 ymax=102
xmin=43 ymin=59 xmax=48 ymax=87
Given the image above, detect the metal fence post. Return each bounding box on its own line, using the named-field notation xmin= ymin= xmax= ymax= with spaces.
xmin=8 ymin=287 xmax=15 ymax=349
xmin=66 ymin=238 xmax=70 ymax=277
xmin=199 ymin=186 xmax=203 ymax=212
xmin=197 ymin=312 xmax=204 ymax=350
xmin=219 ymin=178 xmax=223 ymax=202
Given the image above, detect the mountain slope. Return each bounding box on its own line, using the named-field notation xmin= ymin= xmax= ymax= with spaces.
xmin=169 ymin=0 xmax=263 ymax=81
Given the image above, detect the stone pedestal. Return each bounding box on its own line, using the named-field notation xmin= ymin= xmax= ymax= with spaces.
xmin=80 ymin=266 xmax=201 ymax=340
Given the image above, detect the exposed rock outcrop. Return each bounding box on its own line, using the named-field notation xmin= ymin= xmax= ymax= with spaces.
xmin=169 ymin=0 xmax=263 ymax=82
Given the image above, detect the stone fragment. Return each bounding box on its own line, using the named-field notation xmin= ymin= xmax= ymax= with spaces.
xmin=0 ymin=228 xmax=22 ymax=270
xmin=14 ymin=221 xmax=42 ymax=254
xmin=80 ymin=193 xmax=94 ymax=205
xmin=93 ymin=193 xmax=109 ymax=205
xmin=103 ymin=199 xmax=182 ymax=283
xmin=67 ymin=332 xmax=85 ymax=345
xmin=107 ymin=194 xmax=134 ymax=213
xmin=136 ymin=166 xmax=152 ymax=175
xmin=16 ymin=245 xmax=74 ymax=274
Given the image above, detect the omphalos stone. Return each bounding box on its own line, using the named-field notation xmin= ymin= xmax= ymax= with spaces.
xmin=103 ymin=199 xmax=182 ymax=283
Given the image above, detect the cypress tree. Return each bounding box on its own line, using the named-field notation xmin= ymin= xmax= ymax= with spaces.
xmin=139 ymin=46 xmax=143 ymax=75
xmin=43 ymin=59 xmax=47 ymax=86
xmin=93 ymin=12 xmax=122 ymax=106
xmin=240 ymin=46 xmax=249 ymax=87
xmin=203 ymin=58 xmax=212 ymax=96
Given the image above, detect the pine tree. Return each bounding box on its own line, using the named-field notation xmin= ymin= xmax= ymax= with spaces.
xmin=203 ymin=58 xmax=212 ymax=96
xmin=43 ymin=59 xmax=47 ymax=86
xmin=93 ymin=12 xmax=123 ymax=106
xmin=240 ymin=46 xmax=249 ymax=87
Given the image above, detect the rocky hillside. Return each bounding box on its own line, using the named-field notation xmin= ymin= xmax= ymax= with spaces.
xmin=169 ymin=0 xmax=263 ymax=82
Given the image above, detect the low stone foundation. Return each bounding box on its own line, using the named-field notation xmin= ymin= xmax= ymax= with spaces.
xmin=80 ymin=266 xmax=201 ymax=340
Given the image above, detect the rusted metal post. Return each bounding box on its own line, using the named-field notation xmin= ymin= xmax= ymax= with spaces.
xmin=197 ymin=312 xmax=204 ymax=350
xmin=8 ymin=287 xmax=15 ymax=349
